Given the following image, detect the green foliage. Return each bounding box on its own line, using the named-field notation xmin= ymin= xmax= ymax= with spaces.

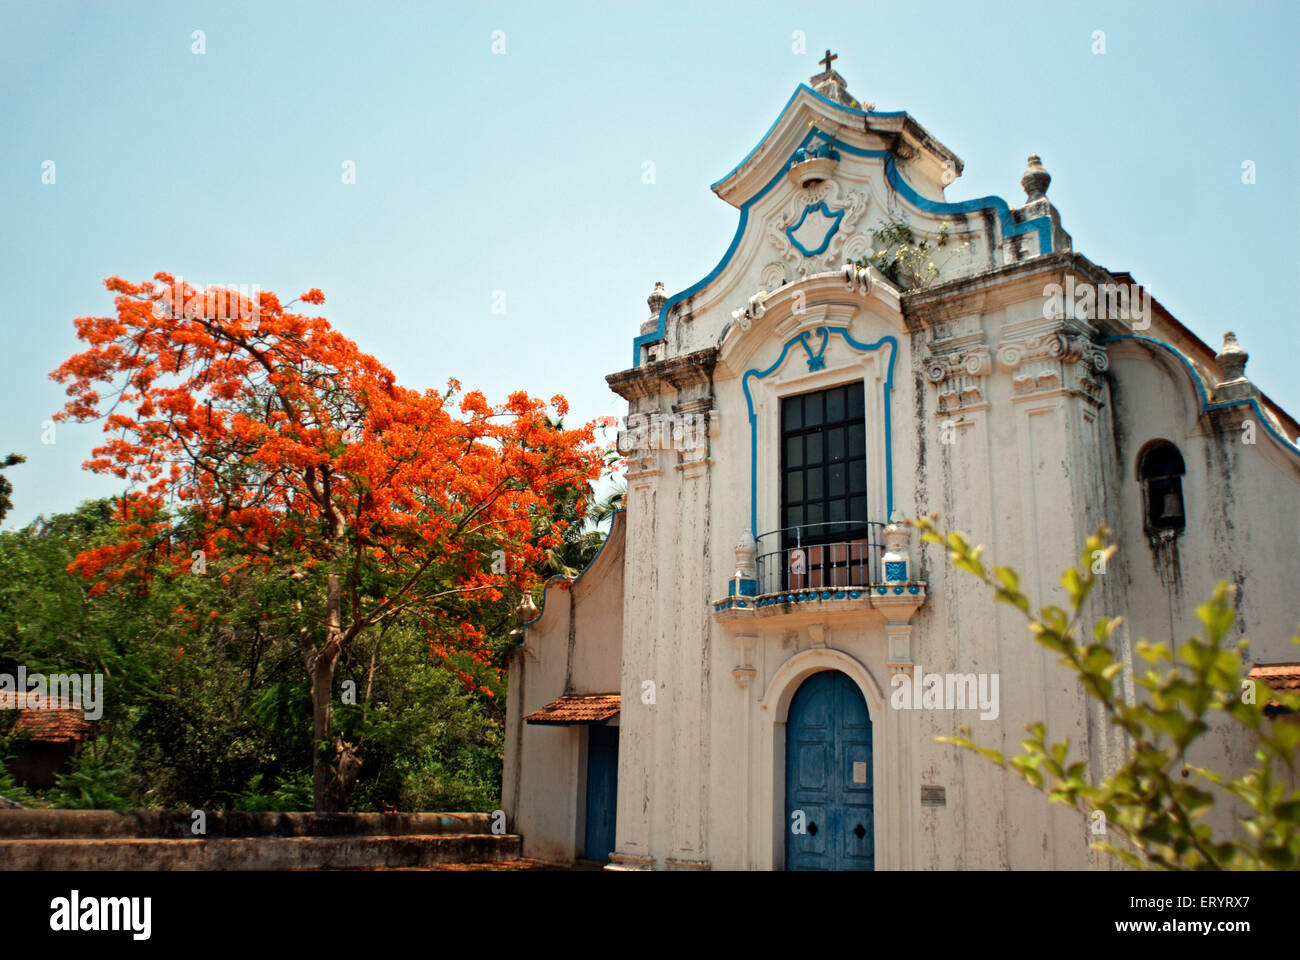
xmin=0 ymin=453 xmax=24 ymax=525
xmin=332 ymin=625 xmax=503 ymax=811
xmin=231 ymin=772 xmax=314 ymax=812
xmin=534 ymin=469 xmax=624 ymax=581
xmin=855 ymin=218 xmax=968 ymax=291
xmin=0 ymin=499 xmax=506 ymax=812
xmin=51 ymin=746 xmax=136 ymax=809
xmin=912 ymin=514 xmax=1300 ymax=870
xmin=0 ymin=745 xmax=37 ymax=807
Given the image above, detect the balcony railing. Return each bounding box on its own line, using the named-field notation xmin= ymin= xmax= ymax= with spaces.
xmin=754 ymin=521 xmax=886 ymax=596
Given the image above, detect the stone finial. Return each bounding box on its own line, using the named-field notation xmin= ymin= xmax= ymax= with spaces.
xmin=647 ymin=281 xmax=667 ymax=317
xmin=883 ymin=521 xmax=909 ymax=554
xmin=729 ymin=528 xmax=759 ymax=598
xmin=1216 ymin=331 xmax=1249 ymax=383
xmin=733 ymin=528 xmax=757 ymax=581
xmin=517 ymin=593 xmax=539 ymax=623
xmin=881 ymin=521 xmax=911 ymax=583
xmin=1021 ymin=154 xmax=1051 ymax=202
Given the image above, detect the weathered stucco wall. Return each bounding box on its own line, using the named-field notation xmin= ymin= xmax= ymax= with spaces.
xmin=503 ymin=514 xmax=624 ymax=862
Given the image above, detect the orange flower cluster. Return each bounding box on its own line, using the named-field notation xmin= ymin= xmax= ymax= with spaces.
xmin=51 ymin=274 xmax=611 ymax=676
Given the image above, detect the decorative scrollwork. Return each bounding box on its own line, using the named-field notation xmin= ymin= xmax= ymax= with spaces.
xmin=759 ymin=262 xmax=787 ymax=292
xmin=997 ymin=327 xmax=1109 ymax=401
xmin=997 ymin=342 xmax=1025 ymax=370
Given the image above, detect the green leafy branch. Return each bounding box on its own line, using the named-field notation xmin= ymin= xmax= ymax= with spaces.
xmin=910 ymin=514 xmax=1300 ymax=870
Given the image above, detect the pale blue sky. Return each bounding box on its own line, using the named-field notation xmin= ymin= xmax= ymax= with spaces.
xmin=2 ymin=0 xmax=1296 ymax=528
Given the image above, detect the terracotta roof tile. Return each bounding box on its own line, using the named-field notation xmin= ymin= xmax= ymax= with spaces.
xmin=1248 ymin=663 xmax=1300 ymax=691
xmin=1248 ymin=663 xmax=1300 ymax=713
xmin=524 ymin=694 xmax=620 ymax=725
xmin=11 ymin=709 xmax=93 ymax=742
xmin=1 ymin=693 xmax=95 ymax=742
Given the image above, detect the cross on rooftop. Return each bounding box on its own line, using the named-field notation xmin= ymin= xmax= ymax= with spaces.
xmin=819 ymin=49 xmax=838 ymax=73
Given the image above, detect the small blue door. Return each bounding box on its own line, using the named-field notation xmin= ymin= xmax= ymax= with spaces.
xmin=785 ymin=670 xmax=874 ymax=870
xmin=584 ymin=724 xmax=618 ymax=862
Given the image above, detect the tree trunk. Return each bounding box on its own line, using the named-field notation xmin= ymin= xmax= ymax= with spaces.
xmin=310 ymin=646 xmax=340 ymax=813
xmin=312 ymin=568 xmax=346 ymax=813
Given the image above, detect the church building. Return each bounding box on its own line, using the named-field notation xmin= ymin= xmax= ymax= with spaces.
xmin=501 ymin=57 xmax=1300 ymax=870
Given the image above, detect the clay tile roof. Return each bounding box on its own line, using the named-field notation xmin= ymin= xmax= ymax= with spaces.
xmin=1249 ymin=663 xmax=1300 ymax=691
xmin=0 ymin=693 xmax=95 ymax=743
xmin=524 ymin=694 xmax=621 ymax=725
xmin=1248 ymin=663 xmax=1300 ymax=712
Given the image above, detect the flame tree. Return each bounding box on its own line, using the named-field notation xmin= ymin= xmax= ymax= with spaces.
xmin=52 ymin=274 xmax=608 ymax=811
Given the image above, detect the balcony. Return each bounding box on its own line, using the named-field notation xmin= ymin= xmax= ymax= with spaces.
xmin=755 ymin=521 xmax=884 ymax=596
xmin=713 ymin=521 xmax=926 ymax=625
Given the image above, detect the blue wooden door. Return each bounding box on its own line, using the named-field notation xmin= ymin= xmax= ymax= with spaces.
xmin=785 ymin=670 xmax=874 ymax=870
xmin=584 ymin=724 xmax=618 ymax=862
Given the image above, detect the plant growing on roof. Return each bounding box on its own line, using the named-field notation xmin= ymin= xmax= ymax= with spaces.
xmin=854 ymin=217 xmax=969 ymax=291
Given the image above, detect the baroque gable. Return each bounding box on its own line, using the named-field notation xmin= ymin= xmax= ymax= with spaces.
xmin=632 ymin=78 xmax=1070 ymax=371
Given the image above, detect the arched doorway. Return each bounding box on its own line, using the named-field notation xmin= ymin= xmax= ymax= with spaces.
xmin=784 ymin=670 xmax=874 ymax=870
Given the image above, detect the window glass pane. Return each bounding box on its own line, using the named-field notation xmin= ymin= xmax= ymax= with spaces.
xmin=828 ymin=427 xmax=845 ymax=462
xmin=826 ymin=387 xmax=846 ymax=422
xmin=828 ymin=499 xmax=846 ymax=534
xmin=806 ymin=467 xmax=823 ymax=500
xmin=804 ymin=393 xmax=823 ymax=427
xmin=786 ymin=435 xmax=802 ymax=468
xmin=850 ymin=460 xmax=866 ymax=494
xmin=778 ymin=382 xmax=873 ymax=552
xmin=786 ymin=470 xmax=803 ymax=503
xmin=847 ymin=384 xmax=864 ymax=418
xmin=828 ymin=463 xmax=845 ymax=497
xmin=783 ymin=397 xmax=802 ymax=432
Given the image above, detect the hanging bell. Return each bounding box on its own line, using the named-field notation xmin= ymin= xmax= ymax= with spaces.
xmin=1159 ymin=489 xmax=1184 ymax=523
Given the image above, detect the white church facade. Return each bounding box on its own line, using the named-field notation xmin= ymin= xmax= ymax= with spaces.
xmin=501 ymin=59 xmax=1300 ymax=870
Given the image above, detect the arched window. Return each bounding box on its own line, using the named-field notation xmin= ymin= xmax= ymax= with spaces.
xmin=1137 ymin=441 xmax=1186 ymax=533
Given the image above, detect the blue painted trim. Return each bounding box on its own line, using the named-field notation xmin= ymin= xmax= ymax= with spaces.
xmin=1098 ymin=336 xmax=1300 ymax=456
xmin=632 ymin=91 xmax=1051 ymax=367
xmin=709 ymin=84 xmax=906 ymax=192
xmin=754 ymin=587 xmax=869 ymax=607
xmin=798 ymin=327 xmax=831 ymax=371
xmin=785 ymin=201 xmax=845 ymax=257
xmin=741 ymin=329 xmax=897 ymax=536
xmin=517 ymin=509 xmax=626 ymax=649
